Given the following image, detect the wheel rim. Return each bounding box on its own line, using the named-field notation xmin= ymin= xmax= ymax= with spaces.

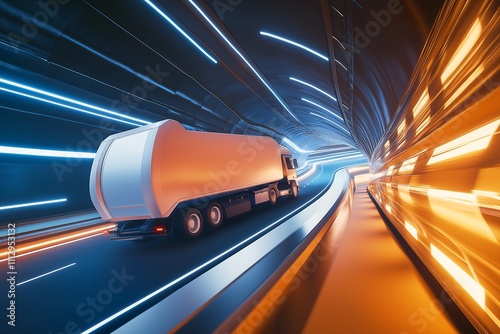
xmin=270 ymin=188 xmax=277 ymax=202
xmin=209 ymin=206 xmax=222 ymax=226
xmin=187 ymin=213 xmax=201 ymax=234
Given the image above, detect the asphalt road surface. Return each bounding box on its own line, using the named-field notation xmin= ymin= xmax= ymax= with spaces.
xmin=1 ymin=157 xmax=365 ymax=334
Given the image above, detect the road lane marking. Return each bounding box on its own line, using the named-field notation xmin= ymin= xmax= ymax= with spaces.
xmin=17 ymin=263 xmax=76 ymax=286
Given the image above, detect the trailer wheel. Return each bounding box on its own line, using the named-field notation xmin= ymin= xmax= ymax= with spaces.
xmin=291 ymin=181 xmax=299 ymax=199
xmin=176 ymin=208 xmax=204 ymax=238
xmin=206 ymin=202 xmax=224 ymax=228
xmin=269 ymin=185 xmax=278 ymax=205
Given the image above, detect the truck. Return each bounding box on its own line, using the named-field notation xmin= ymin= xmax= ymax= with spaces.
xmin=89 ymin=119 xmax=299 ymax=239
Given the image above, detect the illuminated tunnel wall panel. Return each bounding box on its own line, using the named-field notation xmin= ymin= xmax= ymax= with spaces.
xmin=369 ymin=0 xmax=500 ymax=332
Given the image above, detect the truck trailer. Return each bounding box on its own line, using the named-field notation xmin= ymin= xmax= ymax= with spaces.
xmin=89 ymin=119 xmax=299 ymax=239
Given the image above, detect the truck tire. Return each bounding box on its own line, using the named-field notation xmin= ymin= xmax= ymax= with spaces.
xmin=269 ymin=185 xmax=278 ymax=205
xmin=206 ymin=202 xmax=224 ymax=228
xmin=291 ymin=181 xmax=299 ymax=199
xmin=175 ymin=208 xmax=204 ymax=238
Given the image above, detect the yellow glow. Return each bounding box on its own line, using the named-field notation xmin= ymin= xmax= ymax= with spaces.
xmin=441 ymin=19 xmax=482 ymax=84
xmin=428 ymin=189 xmax=476 ymax=203
xmin=385 ymin=204 xmax=392 ymax=214
xmin=430 ymin=244 xmax=485 ymax=308
xmin=399 ymin=157 xmax=418 ymax=173
xmin=428 ymin=189 xmax=498 ymax=243
xmin=416 ymin=116 xmax=430 ymax=135
xmin=386 ymin=182 xmax=393 ymax=194
xmin=397 ymin=121 xmax=406 ymax=150
xmin=404 ymin=221 xmax=418 ymax=240
xmin=409 ymin=185 xmax=428 ymax=195
xmin=428 ymin=120 xmax=500 ymax=165
xmin=444 ymin=65 xmax=484 ymax=109
xmin=398 ymin=119 xmax=406 ymax=136
xmin=472 ymin=189 xmax=500 ymax=200
xmin=413 ymin=89 xmax=429 ymax=118
xmin=386 ymin=165 xmax=394 ymax=176
xmin=398 ymin=184 xmax=413 ymax=204
xmin=0 ymin=233 xmax=103 ymax=262
xmin=384 ymin=140 xmax=389 ymax=149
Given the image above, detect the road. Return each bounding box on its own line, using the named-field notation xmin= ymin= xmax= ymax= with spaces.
xmin=1 ymin=157 xmax=366 ymax=334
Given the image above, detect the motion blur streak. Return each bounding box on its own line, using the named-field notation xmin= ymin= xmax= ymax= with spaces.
xmin=0 ymin=78 xmax=150 ymax=125
xmin=0 ymin=224 xmax=115 ymax=261
xmin=143 ymin=0 xmax=217 ymax=64
xmin=260 ymin=31 xmax=329 ymax=61
xmin=0 ymin=198 xmax=67 ymax=211
xmin=431 ymin=244 xmax=485 ymax=308
xmin=369 ymin=1 xmax=500 ymax=332
xmin=0 ymin=146 xmax=95 ymax=159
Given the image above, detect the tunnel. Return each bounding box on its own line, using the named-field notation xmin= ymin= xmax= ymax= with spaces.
xmin=0 ymin=0 xmax=499 ymax=333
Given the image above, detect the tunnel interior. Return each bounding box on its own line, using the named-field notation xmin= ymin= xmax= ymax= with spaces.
xmin=0 ymin=0 xmax=499 ymax=332
xmin=0 ymin=0 xmax=442 ymax=221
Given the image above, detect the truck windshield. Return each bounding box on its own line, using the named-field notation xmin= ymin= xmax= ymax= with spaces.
xmin=284 ymin=156 xmax=295 ymax=170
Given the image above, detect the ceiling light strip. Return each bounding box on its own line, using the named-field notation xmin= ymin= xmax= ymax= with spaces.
xmin=144 ymin=0 xmax=217 ymax=63
xmin=260 ymin=31 xmax=329 ymax=61
xmin=188 ymin=0 xmax=300 ymax=122
xmin=290 ymin=77 xmax=337 ymax=101
xmin=302 ymin=98 xmax=342 ymax=121
xmin=0 ymin=87 xmax=143 ymax=127
xmin=310 ymin=112 xmax=349 ymax=133
xmin=0 ymin=78 xmax=150 ymax=125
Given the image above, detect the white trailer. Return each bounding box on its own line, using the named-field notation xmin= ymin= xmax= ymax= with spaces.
xmin=89 ymin=119 xmax=299 ymax=238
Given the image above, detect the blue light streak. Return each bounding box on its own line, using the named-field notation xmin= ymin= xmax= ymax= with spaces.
xmin=302 ymin=98 xmax=343 ymax=121
xmin=306 ymin=151 xmax=364 ymax=164
xmin=0 ymin=198 xmax=67 ymax=211
xmin=283 ymin=137 xmax=312 ymax=153
xmin=0 ymin=145 xmax=96 ymax=159
xmin=310 ymin=112 xmax=349 ymax=133
xmin=188 ymin=0 xmax=300 ymax=122
xmin=290 ymin=77 xmax=337 ymax=101
xmin=260 ymin=31 xmax=329 ymax=61
xmin=144 ymin=0 xmax=217 ymax=64
xmin=0 ymin=78 xmax=149 ymax=126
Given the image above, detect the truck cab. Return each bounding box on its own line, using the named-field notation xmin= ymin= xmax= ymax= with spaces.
xmin=280 ymin=148 xmax=299 ymax=198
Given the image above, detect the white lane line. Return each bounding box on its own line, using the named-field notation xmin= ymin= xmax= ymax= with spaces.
xmin=17 ymin=263 xmax=76 ymax=286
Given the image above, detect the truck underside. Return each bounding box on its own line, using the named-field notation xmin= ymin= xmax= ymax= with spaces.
xmin=109 ymin=178 xmax=299 ymax=240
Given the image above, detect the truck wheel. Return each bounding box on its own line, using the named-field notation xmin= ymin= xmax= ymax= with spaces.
xmin=269 ymin=185 xmax=278 ymax=205
xmin=177 ymin=208 xmax=204 ymax=238
xmin=206 ymin=202 xmax=224 ymax=228
xmin=291 ymin=181 xmax=299 ymax=199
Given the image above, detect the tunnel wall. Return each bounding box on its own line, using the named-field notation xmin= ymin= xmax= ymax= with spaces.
xmin=368 ymin=0 xmax=500 ymax=331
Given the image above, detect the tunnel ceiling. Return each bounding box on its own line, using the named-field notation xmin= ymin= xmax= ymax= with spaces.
xmin=0 ymin=0 xmax=443 ymax=158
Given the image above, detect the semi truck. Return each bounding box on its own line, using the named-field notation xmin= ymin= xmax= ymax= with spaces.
xmin=89 ymin=119 xmax=299 ymax=239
